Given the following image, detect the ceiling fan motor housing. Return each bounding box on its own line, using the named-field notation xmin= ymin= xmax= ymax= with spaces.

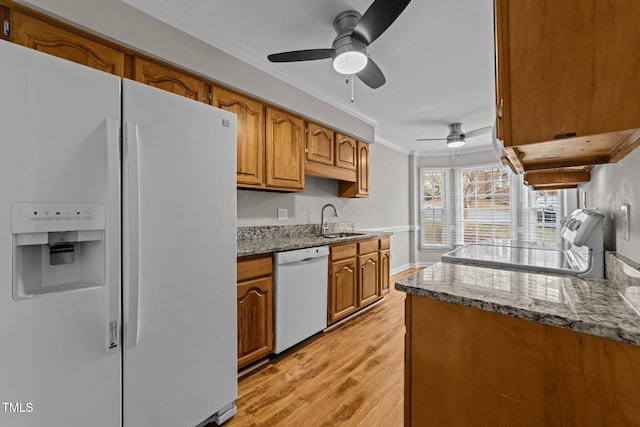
xmin=332 ymin=11 xmax=368 ymax=66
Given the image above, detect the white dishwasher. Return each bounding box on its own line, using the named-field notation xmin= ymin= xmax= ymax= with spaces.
xmin=273 ymin=245 xmax=330 ymax=354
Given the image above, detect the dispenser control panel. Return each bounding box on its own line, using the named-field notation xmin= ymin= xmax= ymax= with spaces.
xmin=11 ymin=202 xmax=105 ymax=233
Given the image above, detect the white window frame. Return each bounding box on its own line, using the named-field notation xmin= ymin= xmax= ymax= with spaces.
xmin=419 ymin=168 xmax=453 ymax=249
xmin=455 ymin=164 xmax=517 ymax=245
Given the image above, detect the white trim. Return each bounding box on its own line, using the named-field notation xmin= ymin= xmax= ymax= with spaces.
xmin=359 ymin=225 xmax=414 ymax=233
xmin=375 ymin=137 xmax=411 ymax=155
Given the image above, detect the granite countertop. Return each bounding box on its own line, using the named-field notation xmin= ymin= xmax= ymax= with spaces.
xmin=237 ymin=223 xmax=391 ymax=257
xmin=395 ymin=252 xmax=640 ymax=346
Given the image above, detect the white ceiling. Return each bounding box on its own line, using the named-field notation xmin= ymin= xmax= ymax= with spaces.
xmin=123 ymin=0 xmax=496 ymax=156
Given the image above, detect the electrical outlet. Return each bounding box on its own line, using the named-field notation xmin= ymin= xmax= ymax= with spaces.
xmin=621 ymin=204 xmax=630 ymax=241
xmin=277 ymin=208 xmax=288 ymax=221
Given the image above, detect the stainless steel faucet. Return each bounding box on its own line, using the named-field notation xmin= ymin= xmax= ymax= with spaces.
xmin=320 ymin=203 xmax=339 ymax=236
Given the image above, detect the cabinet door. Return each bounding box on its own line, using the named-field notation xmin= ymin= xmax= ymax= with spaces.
xmin=237 ymin=276 xmax=273 ymax=369
xmin=265 ymin=108 xmax=305 ymax=191
xmin=358 ymin=252 xmax=379 ymax=306
xmin=134 ymin=57 xmax=206 ymax=102
xmin=356 ymin=141 xmax=369 ymax=196
xmin=213 ymin=87 xmax=265 ymax=188
xmin=11 ymin=11 xmax=126 ymax=76
xmin=306 ymin=122 xmax=334 ymax=166
xmin=329 ymin=258 xmax=357 ymax=324
xmin=496 ymin=0 xmax=640 ymax=146
xmin=379 ymin=249 xmax=390 ymax=295
xmin=335 ymin=133 xmax=357 ymax=170
xmin=338 ymin=140 xmax=369 ymax=198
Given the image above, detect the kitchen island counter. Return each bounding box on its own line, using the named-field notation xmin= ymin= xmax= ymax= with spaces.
xmin=395 ymin=252 xmax=640 ymax=345
xmin=397 ymin=252 xmax=640 ymax=426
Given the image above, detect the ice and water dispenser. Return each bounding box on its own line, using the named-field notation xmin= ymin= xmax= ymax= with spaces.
xmin=11 ymin=202 xmax=106 ymax=300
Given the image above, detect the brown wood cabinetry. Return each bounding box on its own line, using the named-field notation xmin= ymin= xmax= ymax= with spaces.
xmin=212 ymin=87 xmax=265 ymax=188
xmin=357 ymin=251 xmax=378 ymax=307
xmin=379 ymin=237 xmax=390 ymax=295
xmin=495 ymin=0 xmax=640 ymax=186
xmin=339 ymin=140 xmax=369 ymax=198
xmin=237 ymin=254 xmax=273 ymax=369
xmin=328 ymin=243 xmax=358 ymax=324
xmin=133 ymin=57 xmax=206 ymax=102
xmin=306 ymin=122 xmax=334 ymax=166
xmin=11 ymin=11 xmax=127 ymax=76
xmin=265 ymin=108 xmax=305 ymax=192
xmin=404 ymin=294 xmax=640 ymax=426
xmin=328 ymin=238 xmax=386 ymax=324
xmin=335 ymin=133 xmax=357 ymax=171
xmin=304 ymin=127 xmax=358 ymax=182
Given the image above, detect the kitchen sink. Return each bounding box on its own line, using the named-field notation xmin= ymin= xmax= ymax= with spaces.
xmin=321 ymin=232 xmax=365 ymax=239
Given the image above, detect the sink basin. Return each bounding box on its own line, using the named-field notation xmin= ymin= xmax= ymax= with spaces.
xmin=321 ymin=232 xmax=365 ymax=239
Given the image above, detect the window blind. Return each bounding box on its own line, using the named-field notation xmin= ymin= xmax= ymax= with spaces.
xmin=420 ymin=169 xmax=452 ymax=248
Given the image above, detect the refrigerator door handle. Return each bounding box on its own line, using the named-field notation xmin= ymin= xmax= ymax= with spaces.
xmin=106 ymin=118 xmax=121 ymax=353
xmin=124 ymin=121 xmax=141 ymax=348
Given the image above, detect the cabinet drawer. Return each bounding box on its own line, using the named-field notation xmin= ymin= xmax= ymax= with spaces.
xmin=330 ymin=243 xmax=357 ymax=261
xmin=237 ymin=254 xmax=273 ymax=282
xmin=379 ymin=236 xmax=390 ymax=250
xmin=358 ymin=239 xmax=379 ymax=255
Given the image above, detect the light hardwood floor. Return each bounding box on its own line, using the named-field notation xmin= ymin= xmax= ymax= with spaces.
xmin=219 ymin=269 xmax=422 ymax=427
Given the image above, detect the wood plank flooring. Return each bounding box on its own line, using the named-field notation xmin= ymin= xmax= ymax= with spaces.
xmin=218 ymin=269 xmax=421 ymax=427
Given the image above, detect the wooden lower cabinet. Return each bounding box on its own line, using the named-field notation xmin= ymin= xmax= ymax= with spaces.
xmin=404 ymin=294 xmax=640 ymax=427
xmin=237 ymin=254 xmax=273 ymax=369
xmin=328 ymin=256 xmax=358 ymax=324
xmin=379 ymin=248 xmax=390 ymax=295
xmin=328 ymin=238 xmax=387 ymax=324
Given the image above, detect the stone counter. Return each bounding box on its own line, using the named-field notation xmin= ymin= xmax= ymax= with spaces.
xmin=395 ymin=252 xmax=640 ymax=346
xmin=237 ymin=223 xmax=391 ymax=257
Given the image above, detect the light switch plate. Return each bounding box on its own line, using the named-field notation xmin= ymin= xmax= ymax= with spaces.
xmin=621 ymin=204 xmax=630 ymax=241
xmin=277 ymin=208 xmax=288 ymax=221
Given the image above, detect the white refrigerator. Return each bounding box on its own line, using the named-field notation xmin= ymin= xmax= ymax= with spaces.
xmin=0 ymin=40 xmax=237 ymax=427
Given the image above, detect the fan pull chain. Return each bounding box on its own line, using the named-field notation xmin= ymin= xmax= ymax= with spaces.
xmin=345 ymin=75 xmax=355 ymax=102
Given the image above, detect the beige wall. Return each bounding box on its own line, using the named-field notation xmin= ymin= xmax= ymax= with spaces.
xmin=581 ymin=147 xmax=640 ymax=263
xmin=238 ymin=143 xmax=412 ymax=272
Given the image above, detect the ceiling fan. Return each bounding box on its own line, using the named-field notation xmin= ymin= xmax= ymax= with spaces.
xmin=416 ymin=123 xmax=493 ymax=148
xmin=266 ymin=0 xmax=412 ymax=89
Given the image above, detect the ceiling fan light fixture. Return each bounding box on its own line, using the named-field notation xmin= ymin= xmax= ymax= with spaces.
xmin=332 ymin=43 xmax=368 ymax=75
xmin=446 ymin=137 xmax=465 ymax=148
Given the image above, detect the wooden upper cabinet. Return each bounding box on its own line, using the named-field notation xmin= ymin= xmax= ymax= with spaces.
xmin=265 ymin=108 xmax=305 ymax=191
xmin=212 ymin=87 xmax=265 ymax=188
xmin=306 ymin=122 xmax=334 ymax=166
xmin=357 ymin=141 xmax=369 ymax=196
xmin=495 ymin=0 xmax=640 ymax=176
xmin=133 ymin=57 xmax=206 ymax=102
xmin=335 ymin=133 xmax=357 ymax=170
xmin=11 ymin=11 xmax=126 ymax=76
xmin=339 ymin=140 xmax=369 ymax=198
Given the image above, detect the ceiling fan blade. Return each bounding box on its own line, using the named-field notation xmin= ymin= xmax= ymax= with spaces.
xmin=352 ymin=0 xmax=412 ymax=45
xmin=464 ymin=126 xmax=493 ymax=138
xmin=416 ymin=138 xmax=447 ymax=141
xmin=356 ymin=58 xmax=386 ymax=89
xmin=267 ymin=49 xmax=334 ymax=62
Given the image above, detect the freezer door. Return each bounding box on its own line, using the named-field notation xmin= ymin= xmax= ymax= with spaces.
xmin=122 ymin=79 xmax=237 ymax=427
xmin=0 ymin=41 xmax=121 ymax=427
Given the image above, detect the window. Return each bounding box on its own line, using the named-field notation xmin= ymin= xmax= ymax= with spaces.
xmin=457 ymin=167 xmax=512 ymax=244
xmin=520 ymin=189 xmax=563 ymax=245
xmin=419 ymin=163 xmax=575 ymax=249
xmin=420 ymin=169 xmax=451 ymax=247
